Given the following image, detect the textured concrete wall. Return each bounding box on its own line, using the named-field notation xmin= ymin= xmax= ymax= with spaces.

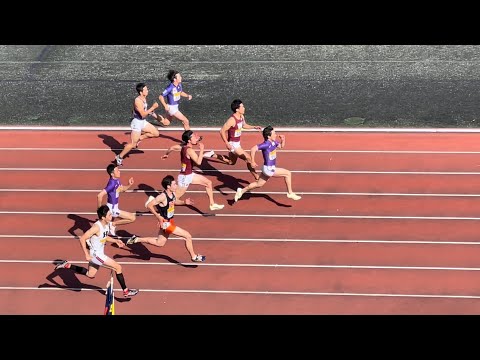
xmin=1 ymin=45 xmax=479 ymax=127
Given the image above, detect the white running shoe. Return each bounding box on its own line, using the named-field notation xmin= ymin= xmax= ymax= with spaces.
xmin=209 ymin=203 xmax=224 ymax=211
xmin=203 ymin=150 xmax=215 ymax=158
xmin=234 ymin=188 xmax=243 ymax=202
xmin=287 ymin=193 xmax=302 ymax=201
xmin=145 ymin=196 xmax=155 ymax=209
xmin=123 ymin=288 xmax=139 ymax=297
xmin=115 ymin=155 xmax=123 ymax=166
xmin=192 ymin=254 xmax=206 ymax=262
xmin=54 ymin=260 xmax=69 ymax=270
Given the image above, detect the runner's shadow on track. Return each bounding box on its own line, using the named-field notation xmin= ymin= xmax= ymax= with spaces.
xmin=137 ymin=183 xmax=212 ymax=217
xmin=158 ymin=133 xmax=183 ymax=143
xmin=199 ymin=158 xmax=250 ymax=195
xmin=38 ymin=261 xmax=131 ymax=302
xmin=114 ymin=229 xmax=135 ymax=239
xmin=137 ymin=183 xmax=160 ymax=199
xmin=67 ymin=214 xmax=96 ymax=239
xmin=97 ymin=134 xmax=144 ymax=158
xmin=227 ymin=193 xmax=292 ymax=207
xmin=113 ymin=243 xmax=198 ymax=268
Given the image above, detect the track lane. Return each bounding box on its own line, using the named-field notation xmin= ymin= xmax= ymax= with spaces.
xmin=2 ymin=214 xmax=480 ymax=242
xmin=4 ymin=150 xmax=480 ymax=172
xmin=4 ymin=263 xmax=480 ymax=299
xmin=4 ymin=129 xmax=480 ymax=314
xmin=3 ymin=289 xmax=480 ymax=314
xmin=5 ymin=191 xmax=480 ymax=217
xmin=3 ymin=238 xmax=480 ymax=268
xmin=3 ymin=171 xmax=480 ymax=194
xmin=5 ymin=130 xmax=480 ymax=151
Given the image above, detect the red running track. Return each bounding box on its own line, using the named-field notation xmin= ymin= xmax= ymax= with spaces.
xmin=3 ymin=129 xmax=480 ymax=314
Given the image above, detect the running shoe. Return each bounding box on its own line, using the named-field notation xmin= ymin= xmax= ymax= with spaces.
xmin=55 ymin=260 xmax=70 ymax=270
xmin=203 ymin=150 xmax=215 ymax=158
xmin=287 ymin=193 xmax=302 ymax=201
xmin=192 ymin=254 xmax=206 ymax=262
xmin=234 ymin=188 xmax=243 ymax=202
xmin=115 ymin=155 xmax=123 ymax=166
xmin=209 ymin=203 xmax=224 ymax=211
xmin=126 ymin=235 xmax=138 ymax=245
xmin=145 ymin=196 xmax=155 ymax=209
xmin=123 ymin=288 xmax=139 ymax=297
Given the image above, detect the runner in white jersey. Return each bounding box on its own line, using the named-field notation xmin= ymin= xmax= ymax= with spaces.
xmin=54 ymin=205 xmax=139 ymax=298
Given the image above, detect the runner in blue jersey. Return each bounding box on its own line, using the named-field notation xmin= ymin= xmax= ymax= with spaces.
xmin=96 ymin=163 xmax=136 ymax=236
xmin=234 ymin=126 xmax=302 ymax=202
xmin=158 ymin=70 xmax=192 ymax=130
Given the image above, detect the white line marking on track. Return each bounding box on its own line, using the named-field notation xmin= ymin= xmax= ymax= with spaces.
xmin=0 ymin=235 xmax=478 ymax=245
xmin=4 ymin=125 xmax=480 ymax=133
xmin=1 ymin=189 xmax=479 ymax=197
xmin=1 ymin=210 xmax=480 ymax=220
xmin=1 ymin=286 xmax=480 ymax=299
xmin=2 ymin=259 xmax=480 ymax=271
xmin=2 ymin=168 xmax=480 ymax=175
xmin=4 ymin=148 xmax=480 ymax=154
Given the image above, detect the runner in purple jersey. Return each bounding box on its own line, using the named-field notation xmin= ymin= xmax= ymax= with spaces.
xmin=234 ymin=126 xmax=301 ymax=202
xmin=96 ymin=163 xmax=136 ymax=236
xmin=158 ymin=70 xmax=192 ymax=130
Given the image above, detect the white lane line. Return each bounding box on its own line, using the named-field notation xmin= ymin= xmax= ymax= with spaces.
xmin=0 ymin=235 xmax=478 ymax=245
xmin=1 ymin=211 xmax=480 ymax=220
xmin=1 ymin=189 xmax=479 ymax=197
xmin=2 ymin=168 xmax=480 ymax=175
xmin=2 ymin=259 xmax=480 ymax=271
xmin=3 ymin=148 xmax=480 ymax=154
xmin=1 ymin=286 xmax=480 ymax=299
xmin=4 ymin=125 xmax=480 ymax=133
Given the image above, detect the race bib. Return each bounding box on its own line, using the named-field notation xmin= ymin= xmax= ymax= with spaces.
xmin=173 ymin=89 xmax=180 ymax=102
xmin=269 ymin=149 xmax=277 ymax=161
xmin=181 ymin=163 xmax=187 ymax=172
xmin=234 ymin=128 xmax=242 ymax=137
xmin=167 ymin=201 xmax=174 ymax=218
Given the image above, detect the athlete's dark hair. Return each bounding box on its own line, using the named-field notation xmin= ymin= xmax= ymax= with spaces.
xmin=262 ymin=125 xmax=274 ymax=140
xmin=106 ymin=163 xmax=117 ymax=176
xmin=162 ymin=175 xmax=175 ymax=189
xmin=97 ymin=204 xmax=110 ymax=219
xmin=167 ymin=70 xmax=179 ymax=82
xmin=231 ymin=99 xmax=243 ymax=113
xmin=181 ymin=130 xmax=193 ymax=144
xmin=136 ymin=82 xmax=147 ymax=94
